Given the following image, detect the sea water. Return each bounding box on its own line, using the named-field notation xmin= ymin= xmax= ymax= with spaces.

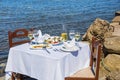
xmin=0 ymin=0 xmax=120 ymax=56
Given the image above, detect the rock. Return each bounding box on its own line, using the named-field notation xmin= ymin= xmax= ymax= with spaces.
xmin=106 ymin=71 xmax=120 ymax=80
xmin=82 ymin=18 xmax=113 ymax=42
xmin=82 ymin=18 xmax=120 ymax=55
xmin=99 ymin=54 xmax=120 ymax=80
xmin=0 ymin=75 xmax=5 ymax=80
xmin=103 ymin=37 xmax=120 ymax=54
xmin=115 ymin=11 xmax=120 ymax=16
xmin=110 ymin=22 xmax=119 ymax=26
xmin=0 ymin=62 xmax=6 ymax=76
xmin=99 ymin=65 xmax=108 ymax=80
xmin=103 ymin=54 xmax=120 ymax=72
xmin=110 ymin=24 xmax=120 ymax=37
xmin=112 ymin=16 xmax=120 ymax=23
xmin=81 ymin=17 xmax=120 ymax=80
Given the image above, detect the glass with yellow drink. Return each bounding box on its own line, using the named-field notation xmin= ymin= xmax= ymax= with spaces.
xmin=61 ymin=32 xmax=68 ymax=41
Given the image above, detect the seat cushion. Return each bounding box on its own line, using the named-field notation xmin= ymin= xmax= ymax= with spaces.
xmin=69 ymin=67 xmax=95 ymax=78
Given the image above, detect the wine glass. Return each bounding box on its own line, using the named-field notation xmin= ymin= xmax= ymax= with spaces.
xmin=28 ymin=31 xmax=33 ymax=44
xmin=69 ymin=29 xmax=75 ymax=40
xmin=75 ymin=32 xmax=81 ymax=42
xmin=28 ymin=31 xmax=33 ymax=40
xmin=33 ymin=30 xmax=39 ymax=44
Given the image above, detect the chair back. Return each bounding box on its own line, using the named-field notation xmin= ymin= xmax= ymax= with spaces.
xmin=8 ymin=28 xmax=30 ymax=48
xmin=90 ymin=37 xmax=101 ymax=80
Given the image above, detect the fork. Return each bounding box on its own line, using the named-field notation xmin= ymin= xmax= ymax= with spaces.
xmin=55 ymin=48 xmax=62 ymax=52
xmin=43 ymin=46 xmax=51 ymax=54
xmin=53 ymin=48 xmax=57 ymax=52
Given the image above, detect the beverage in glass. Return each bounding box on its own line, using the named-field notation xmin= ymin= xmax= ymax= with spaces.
xmin=61 ymin=32 xmax=68 ymax=41
xmin=69 ymin=30 xmax=75 ymax=40
xmin=28 ymin=31 xmax=33 ymax=44
xmin=75 ymin=32 xmax=81 ymax=41
xmin=33 ymin=30 xmax=39 ymax=44
xmin=28 ymin=33 xmax=33 ymax=40
xmin=28 ymin=30 xmax=33 ymax=40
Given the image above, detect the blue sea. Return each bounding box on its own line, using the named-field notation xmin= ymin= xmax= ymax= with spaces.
xmin=0 ymin=0 xmax=120 ymax=57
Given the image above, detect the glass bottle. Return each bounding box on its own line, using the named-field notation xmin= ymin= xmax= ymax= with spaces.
xmin=61 ymin=24 xmax=68 ymax=41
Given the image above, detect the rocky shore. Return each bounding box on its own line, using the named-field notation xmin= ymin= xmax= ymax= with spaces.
xmin=82 ymin=11 xmax=120 ymax=80
xmin=1 ymin=11 xmax=120 ymax=80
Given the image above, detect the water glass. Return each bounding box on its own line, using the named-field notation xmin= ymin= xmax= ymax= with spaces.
xmin=33 ymin=30 xmax=39 ymax=44
xmin=75 ymin=32 xmax=81 ymax=41
xmin=28 ymin=31 xmax=33 ymax=40
xmin=69 ymin=30 xmax=75 ymax=40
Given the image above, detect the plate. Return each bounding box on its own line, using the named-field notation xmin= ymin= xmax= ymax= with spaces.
xmin=30 ymin=44 xmax=51 ymax=50
xmin=31 ymin=39 xmax=44 ymax=44
xmin=60 ymin=46 xmax=79 ymax=52
xmin=44 ymin=36 xmax=63 ymax=46
xmin=52 ymin=42 xmax=63 ymax=46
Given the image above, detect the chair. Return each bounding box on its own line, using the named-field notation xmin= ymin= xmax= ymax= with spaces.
xmin=90 ymin=37 xmax=101 ymax=66
xmin=8 ymin=28 xmax=31 ymax=48
xmin=65 ymin=37 xmax=101 ymax=80
xmin=8 ymin=28 xmax=31 ymax=80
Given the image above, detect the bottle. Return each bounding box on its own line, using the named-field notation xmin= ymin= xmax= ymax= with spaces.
xmin=61 ymin=24 xmax=68 ymax=41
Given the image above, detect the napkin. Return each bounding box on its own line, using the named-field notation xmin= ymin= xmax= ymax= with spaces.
xmin=63 ymin=38 xmax=77 ymax=50
xmin=37 ymin=33 xmax=51 ymax=43
xmin=37 ymin=30 xmax=44 ymax=43
xmin=70 ymin=38 xmax=76 ymax=46
xmin=38 ymin=30 xmax=42 ymax=38
xmin=42 ymin=34 xmax=51 ymax=40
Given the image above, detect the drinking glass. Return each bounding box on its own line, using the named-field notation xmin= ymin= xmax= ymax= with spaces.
xmin=69 ymin=29 xmax=75 ymax=40
xmin=75 ymin=32 xmax=81 ymax=41
xmin=61 ymin=24 xmax=68 ymax=41
xmin=28 ymin=31 xmax=33 ymax=45
xmin=28 ymin=31 xmax=33 ymax=40
xmin=33 ymin=30 xmax=39 ymax=44
xmin=61 ymin=32 xmax=68 ymax=41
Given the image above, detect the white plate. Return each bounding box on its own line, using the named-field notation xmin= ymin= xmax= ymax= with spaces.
xmin=52 ymin=42 xmax=63 ymax=46
xmin=60 ymin=46 xmax=79 ymax=52
xmin=31 ymin=39 xmax=44 ymax=44
xmin=30 ymin=44 xmax=52 ymax=50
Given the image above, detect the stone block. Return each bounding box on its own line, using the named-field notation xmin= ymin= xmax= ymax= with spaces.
xmin=112 ymin=16 xmax=120 ymax=23
xmin=115 ymin=11 xmax=120 ymax=16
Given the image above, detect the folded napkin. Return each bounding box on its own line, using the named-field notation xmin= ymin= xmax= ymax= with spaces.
xmin=37 ymin=30 xmax=42 ymax=39
xmin=42 ymin=34 xmax=51 ymax=40
xmin=37 ymin=33 xmax=51 ymax=43
xmin=63 ymin=38 xmax=77 ymax=50
xmin=37 ymin=30 xmax=43 ymax=43
xmin=38 ymin=30 xmax=42 ymax=37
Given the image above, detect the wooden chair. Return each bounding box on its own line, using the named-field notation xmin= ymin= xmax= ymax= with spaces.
xmin=65 ymin=37 xmax=101 ymax=80
xmin=90 ymin=37 xmax=101 ymax=66
xmin=8 ymin=28 xmax=31 ymax=48
xmin=8 ymin=28 xmax=31 ymax=80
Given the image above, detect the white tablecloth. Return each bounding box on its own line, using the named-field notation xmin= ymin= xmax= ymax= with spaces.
xmin=5 ymin=42 xmax=90 ymax=80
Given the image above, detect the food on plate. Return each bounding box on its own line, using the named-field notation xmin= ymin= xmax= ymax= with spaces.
xmin=44 ymin=36 xmax=63 ymax=45
xmin=30 ymin=44 xmax=50 ymax=49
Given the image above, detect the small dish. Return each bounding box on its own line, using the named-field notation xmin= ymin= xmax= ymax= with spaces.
xmin=60 ymin=46 xmax=79 ymax=52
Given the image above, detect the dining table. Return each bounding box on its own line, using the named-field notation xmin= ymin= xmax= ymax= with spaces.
xmin=5 ymin=41 xmax=91 ymax=80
